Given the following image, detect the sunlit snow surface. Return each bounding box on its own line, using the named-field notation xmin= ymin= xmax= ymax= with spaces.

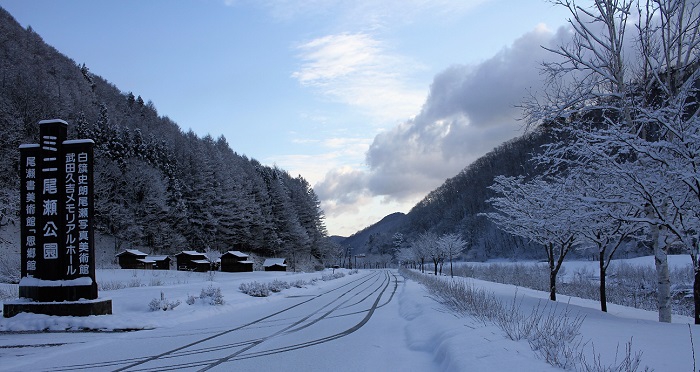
xmin=0 ymin=256 xmax=696 ymax=371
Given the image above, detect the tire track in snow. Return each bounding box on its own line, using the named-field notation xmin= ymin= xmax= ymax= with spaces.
xmin=39 ymin=270 xmax=387 ymax=372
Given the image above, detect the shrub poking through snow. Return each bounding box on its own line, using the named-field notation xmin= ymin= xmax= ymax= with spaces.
xmin=240 ymin=281 xmax=270 ymax=297
xmin=148 ymin=292 xmax=181 ymax=311
xmin=200 ymin=285 xmax=225 ymax=305
xmin=268 ymin=279 xmax=290 ymax=293
xmin=188 ymin=285 xmax=225 ymax=305
xmin=186 ymin=294 xmax=197 ymax=305
xmin=240 ymin=271 xmax=347 ymax=297
xmin=401 ymin=268 xmax=647 ymax=371
xmin=322 ymin=272 xmax=345 ymax=281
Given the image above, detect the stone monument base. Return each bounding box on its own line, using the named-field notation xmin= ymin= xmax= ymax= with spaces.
xmin=19 ymin=283 xmax=98 ymax=302
xmin=3 ymin=298 xmax=112 ymax=318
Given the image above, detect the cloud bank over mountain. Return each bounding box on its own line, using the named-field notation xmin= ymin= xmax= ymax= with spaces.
xmin=315 ymin=25 xmax=569 ymax=218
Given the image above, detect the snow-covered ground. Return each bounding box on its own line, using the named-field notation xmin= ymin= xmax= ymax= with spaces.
xmin=467 ymin=254 xmax=694 ymax=280
xmin=0 ymin=257 xmax=697 ymax=371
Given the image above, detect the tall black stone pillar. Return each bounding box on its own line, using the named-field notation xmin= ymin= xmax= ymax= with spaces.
xmin=5 ymin=119 xmax=110 ymax=317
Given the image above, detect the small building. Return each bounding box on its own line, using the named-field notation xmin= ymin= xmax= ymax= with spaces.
xmin=147 ymin=255 xmax=171 ymax=270
xmin=221 ymin=251 xmax=254 ymax=272
xmin=263 ymin=258 xmax=287 ymax=272
xmin=175 ymin=251 xmax=210 ymax=272
xmin=116 ymin=249 xmax=154 ymax=270
xmin=191 ymin=259 xmax=212 ymax=272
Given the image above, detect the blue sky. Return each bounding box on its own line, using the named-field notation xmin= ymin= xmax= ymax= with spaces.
xmin=0 ymin=0 xmax=574 ymax=236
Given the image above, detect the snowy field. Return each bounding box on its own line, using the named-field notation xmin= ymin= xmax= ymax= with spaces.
xmin=0 ymin=257 xmax=697 ymax=371
xmin=459 ymin=254 xmax=694 ymax=278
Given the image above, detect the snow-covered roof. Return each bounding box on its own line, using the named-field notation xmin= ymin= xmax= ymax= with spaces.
xmin=180 ymin=250 xmax=202 ymax=255
xmin=238 ymin=260 xmax=255 ymax=264
xmin=136 ymin=258 xmax=156 ymax=264
xmin=146 ymin=255 xmax=170 ymax=261
xmin=263 ymin=258 xmax=287 ymax=267
xmin=63 ymin=139 xmax=95 ymax=145
xmin=191 ymin=259 xmax=210 ymax=264
xmin=177 ymin=250 xmax=206 ymax=257
xmin=116 ymin=249 xmax=148 ymax=257
xmin=224 ymin=250 xmax=249 ymax=258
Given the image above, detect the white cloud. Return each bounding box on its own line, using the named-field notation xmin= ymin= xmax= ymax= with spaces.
xmin=265 ymin=136 xmax=372 ymax=186
xmin=228 ymin=0 xmax=488 ymax=28
xmin=316 ymin=25 xmax=568 ymax=212
xmin=292 ymin=32 xmax=426 ymax=123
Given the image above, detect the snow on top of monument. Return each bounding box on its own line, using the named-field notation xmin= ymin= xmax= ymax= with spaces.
xmin=63 ymin=139 xmax=95 ymax=144
xmin=38 ymin=119 xmax=68 ymax=125
xmin=18 ymin=276 xmax=93 ymax=287
xmin=18 ymin=144 xmax=40 ymax=149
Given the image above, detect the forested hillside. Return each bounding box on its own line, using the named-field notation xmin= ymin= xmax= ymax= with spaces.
xmin=339 ymin=212 xmax=406 ymax=255
xmin=402 ymin=129 xmax=552 ymax=260
xmin=344 ymin=119 xmax=648 ymax=262
xmin=341 ymin=129 xmax=557 ymax=261
xmin=0 ymin=8 xmax=332 ymax=269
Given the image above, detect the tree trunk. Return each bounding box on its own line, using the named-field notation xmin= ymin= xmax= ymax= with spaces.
xmin=694 ymin=264 xmax=700 ymax=324
xmin=652 ymin=224 xmax=672 ymax=323
xmin=547 ymin=243 xmax=557 ymax=301
xmin=549 ymin=269 xmax=557 ymax=301
xmin=599 ymin=257 xmax=607 ymax=312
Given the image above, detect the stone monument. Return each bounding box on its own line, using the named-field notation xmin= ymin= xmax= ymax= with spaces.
xmin=3 ymin=119 xmax=112 ymax=317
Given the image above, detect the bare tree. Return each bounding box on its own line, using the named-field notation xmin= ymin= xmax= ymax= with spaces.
xmin=566 ymin=169 xmax=644 ymax=312
xmin=525 ymin=0 xmax=700 ymax=323
xmin=410 ymin=232 xmax=435 ymax=273
xmin=438 ymin=233 xmax=467 ymax=278
xmin=485 ymin=175 xmax=582 ymax=301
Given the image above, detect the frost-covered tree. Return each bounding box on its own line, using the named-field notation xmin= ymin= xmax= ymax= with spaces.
xmin=392 ymin=232 xmax=405 ymax=258
xmin=397 ymin=247 xmax=416 ymax=269
xmin=426 ymin=235 xmax=447 ymax=276
xmin=523 ymin=0 xmax=700 ymax=323
xmin=438 ymin=233 xmax=467 ymax=278
xmin=485 ymin=175 xmax=581 ymax=301
xmin=410 ymin=232 xmax=435 ymax=273
xmin=574 ymin=172 xmax=643 ymax=312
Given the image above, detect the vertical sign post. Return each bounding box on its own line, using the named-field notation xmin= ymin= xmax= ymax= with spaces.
xmin=19 ymin=144 xmax=39 ymax=279
xmin=63 ymin=140 xmax=96 ymax=287
xmin=6 ymin=119 xmax=110 ymax=317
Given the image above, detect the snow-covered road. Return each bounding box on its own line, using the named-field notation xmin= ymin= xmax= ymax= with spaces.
xmin=1 ymin=270 xmax=437 ymax=371
xmin=3 ymin=258 xmax=697 ymax=371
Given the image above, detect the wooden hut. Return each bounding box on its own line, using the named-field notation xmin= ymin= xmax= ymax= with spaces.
xmin=175 ymin=251 xmax=210 ymax=272
xmin=220 ymin=251 xmax=254 ymax=272
xmin=147 ymin=255 xmax=171 ymax=270
xmin=116 ymin=249 xmax=154 ymax=269
xmin=263 ymin=258 xmax=287 ymax=272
